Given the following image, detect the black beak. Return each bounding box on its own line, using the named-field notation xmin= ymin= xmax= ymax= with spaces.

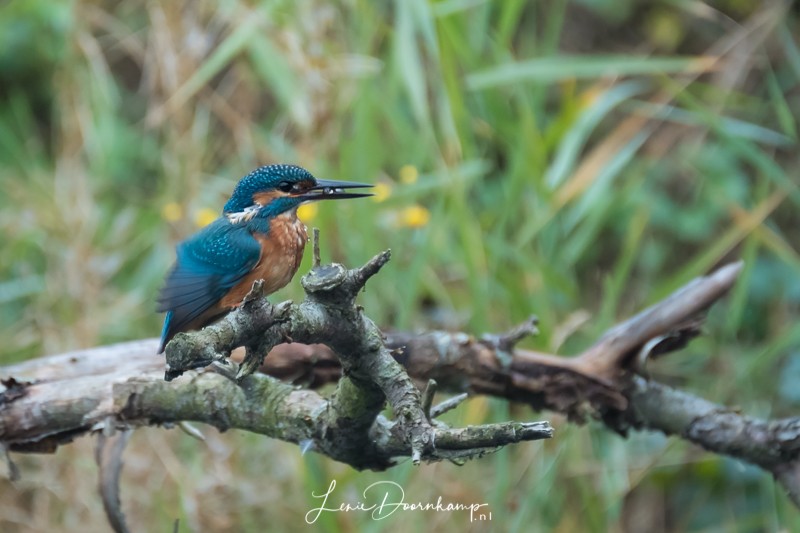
xmin=295 ymin=179 xmax=373 ymax=201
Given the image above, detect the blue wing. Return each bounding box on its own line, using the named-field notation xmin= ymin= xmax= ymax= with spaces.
xmin=157 ymin=217 xmax=262 ymax=352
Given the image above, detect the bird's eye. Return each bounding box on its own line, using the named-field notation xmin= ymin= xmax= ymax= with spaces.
xmin=277 ymin=181 xmax=293 ymax=193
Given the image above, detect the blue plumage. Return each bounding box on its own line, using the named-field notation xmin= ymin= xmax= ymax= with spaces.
xmin=157 ymin=217 xmax=261 ymax=352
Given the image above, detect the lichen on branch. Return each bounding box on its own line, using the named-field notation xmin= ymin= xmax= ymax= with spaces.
xmin=162 ymin=245 xmax=553 ymax=468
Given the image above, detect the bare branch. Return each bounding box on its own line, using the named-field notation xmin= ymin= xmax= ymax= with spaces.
xmin=774 ymin=462 xmax=800 ymax=508
xmin=312 ymin=227 xmax=321 ymax=268
xmin=573 ymin=261 xmax=744 ymax=380
xmin=1 ymin=248 xmax=550 ymax=473
xmin=0 ymin=443 xmax=18 ymax=482
xmin=95 ymin=429 xmax=132 ymax=533
xmin=2 ymin=260 xmax=797 ymax=506
xmin=431 ymin=393 xmax=469 ymax=419
xmin=421 ymin=379 xmax=437 ymax=423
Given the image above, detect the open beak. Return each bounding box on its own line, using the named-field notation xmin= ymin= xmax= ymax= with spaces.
xmin=295 ymin=179 xmax=374 ymax=201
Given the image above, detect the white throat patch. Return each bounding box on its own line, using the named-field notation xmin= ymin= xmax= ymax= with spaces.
xmin=226 ymin=204 xmax=260 ymax=224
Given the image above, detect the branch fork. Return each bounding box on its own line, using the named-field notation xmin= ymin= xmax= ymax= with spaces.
xmin=162 ymin=235 xmax=552 ymax=469
xmin=10 ymin=246 xmax=798 ymax=527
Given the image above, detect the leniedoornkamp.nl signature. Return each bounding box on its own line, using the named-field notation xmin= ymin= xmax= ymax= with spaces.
xmin=305 ymin=480 xmax=492 ymax=524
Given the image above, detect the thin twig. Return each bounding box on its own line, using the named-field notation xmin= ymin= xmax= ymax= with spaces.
xmin=430 ymin=393 xmax=469 ymax=419
xmin=312 ymin=227 xmax=321 ymax=268
xmin=421 ymin=379 xmax=437 ymax=422
xmin=95 ymin=430 xmax=132 ymax=533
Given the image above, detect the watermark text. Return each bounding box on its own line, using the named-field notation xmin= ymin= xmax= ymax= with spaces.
xmin=305 ymin=480 xmax=492 ymax=524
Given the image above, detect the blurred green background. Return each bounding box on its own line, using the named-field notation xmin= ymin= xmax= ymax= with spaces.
xmin=1 ymin=0 xmax=799 ymax=531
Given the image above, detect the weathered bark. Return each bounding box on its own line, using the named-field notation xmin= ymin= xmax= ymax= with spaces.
xmin=2 ymin=258 xmax=799 ymax=513
xmin=0 ymin=250 xmax=553 ymax=471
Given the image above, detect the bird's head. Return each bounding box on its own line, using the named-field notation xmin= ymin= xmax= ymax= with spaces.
xmin=223 ymin=164 xmax=372 ymax=221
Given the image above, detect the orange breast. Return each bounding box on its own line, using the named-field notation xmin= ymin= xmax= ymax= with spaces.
xmin=220 ymin=213 xmax=308 ymax=308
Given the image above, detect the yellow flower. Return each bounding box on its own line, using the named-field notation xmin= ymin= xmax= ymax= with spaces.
xmin=398 ymin=164 xmax=419 ymax=184
xmin=578 ymin=84 xmax=604 ymax=108
xmin=194 ymin=207 xmax=218 ymax=228
xmin=398 ymin=205 xmax=430 ymax=228
xmin=645 ymin=9 xmax=684 ymax=51
xmin=372 ymin=182 xmax=392 ymax=203
xmin=297 ymin=202 xmax=318 ymax=223
xmin=161 ymin=202 xmax=183 ymax=222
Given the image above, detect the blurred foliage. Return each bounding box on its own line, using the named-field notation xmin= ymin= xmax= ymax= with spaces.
xmin=1 ymin=0 xmax=799 ymax=531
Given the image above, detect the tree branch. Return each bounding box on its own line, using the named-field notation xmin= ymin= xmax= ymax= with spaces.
xmin=1 ymin=250 xmax=552 ymax=473
xmin=2 ymin=260 xmax=798 ymax=508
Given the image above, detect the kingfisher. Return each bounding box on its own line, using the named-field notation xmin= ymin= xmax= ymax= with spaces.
xmin=157 ymin=164 xmax=372 ymax=353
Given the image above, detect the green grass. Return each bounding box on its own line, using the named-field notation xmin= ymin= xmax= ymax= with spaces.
xmin=1 ymin=0 xmax=799 ymax=531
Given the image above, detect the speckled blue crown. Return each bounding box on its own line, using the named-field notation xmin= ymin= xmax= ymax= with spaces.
xmin=223 ymin=164 xmax=315 ymax=213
